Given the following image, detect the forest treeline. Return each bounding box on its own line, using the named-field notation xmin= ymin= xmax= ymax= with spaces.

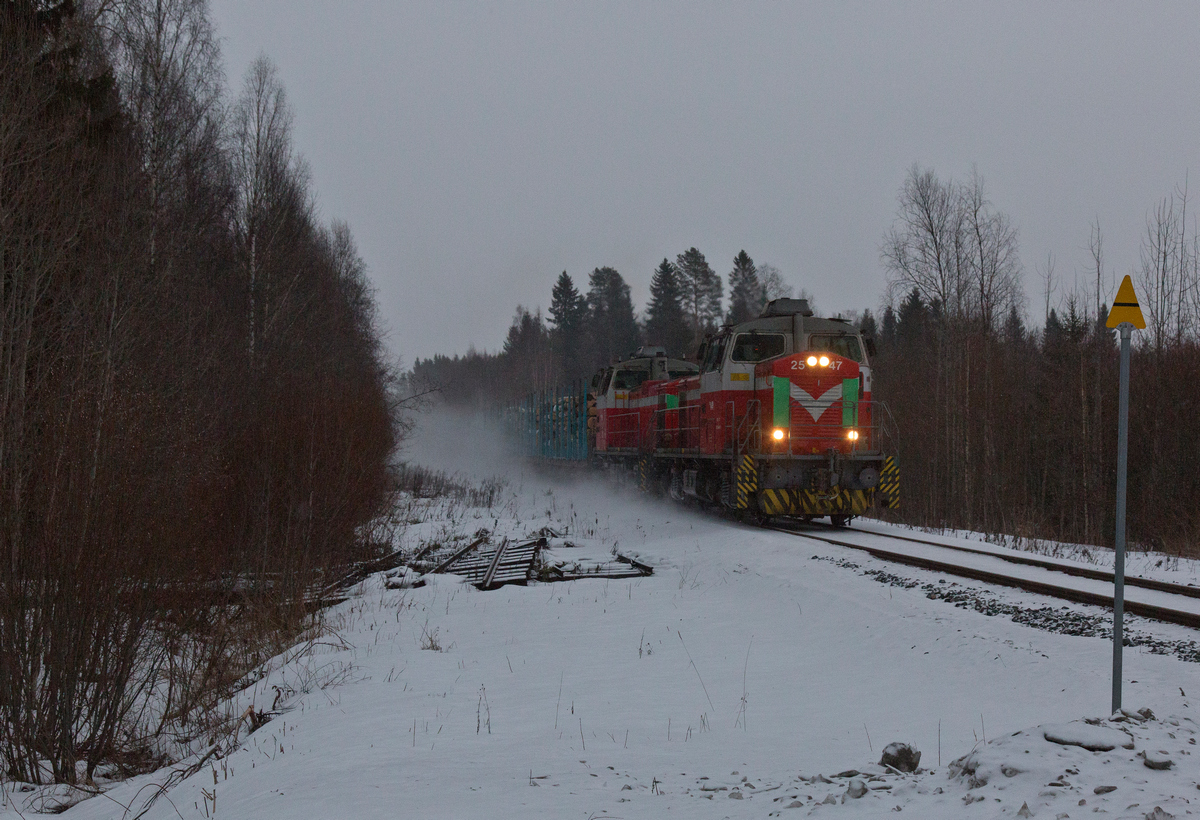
xmin=877 ymin=166 xmax=1200 ymax=555
xmin=1 ymin=0 xmax=395 ymax=784
xmin=412 ymin=249 xmax=803 ymax=402
xmin=418 ymin=165 xmax=1200 ymax=556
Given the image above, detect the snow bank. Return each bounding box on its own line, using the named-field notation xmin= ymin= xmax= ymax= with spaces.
xmin=19 ymin=458 xmax=1198 ymax=819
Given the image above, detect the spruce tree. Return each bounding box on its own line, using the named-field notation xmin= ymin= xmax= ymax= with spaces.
xmin=725 ymin=250 xmax=761 ymax=325
xmin=675 ymin=247 xmax=722 ymax=347
xmin=548 ymin=271 xmax=587 ymax=380
xmin=502 ymin=307 xmax=553 ymax=390
xmin=896 ymin=287 xmax=927 ymax=349
xmin=643 ymin=258 xmax=691 ymax=357
xmin=858 ymin=308 xmax=878 ymax=342
xmin=880 ymin=305 xmax=898 ymax=353
xmin=1003 ymin=304 xmax=1024 ymax=345
xmin=585 ymin=267 xmax=641 ymax=369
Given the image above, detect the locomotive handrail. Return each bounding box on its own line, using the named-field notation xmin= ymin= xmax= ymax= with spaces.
xmin=733 ymin=399 xmax=761 ymax=458
xmin=875 ymin=400 xmax=899 ymax=456
xmin=644 ymin=406 xmax=701 ymax=451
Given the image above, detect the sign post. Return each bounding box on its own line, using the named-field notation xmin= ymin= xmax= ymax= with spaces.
xmin=1106 ymin=274 xmax=1145 ymax=714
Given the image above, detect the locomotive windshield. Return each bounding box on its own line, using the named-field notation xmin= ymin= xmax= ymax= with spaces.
xmin=807 ymin=334 xmax=864 ymax=362
xmin=612 ymin=366 xmax=651 ymax=390
xmin=731 ymin=333 xmax=786 ymax=362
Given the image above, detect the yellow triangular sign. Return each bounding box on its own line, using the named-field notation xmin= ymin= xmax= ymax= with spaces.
xmin=1107 ymin=275 xmax=1146 ymax=329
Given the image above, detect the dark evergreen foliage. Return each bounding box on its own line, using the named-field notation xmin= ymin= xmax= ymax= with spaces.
xmin=858 ymin=308 xmax=878 ymax=342
xmin=880 ymin=305 xmax=898 ymax=351
xmin=896 ymin=287 xmax=928 ymax=348
xmin=503 ymin=306 xmax=554 ymax=389
xmin=585 ymin=266 xmax=641 ymax=368
xmin=676 ymin=247 xmax=722 ymax=347
xmin=548 ymin=271 xmax=588 ymax=380
xmin=643 ymin=258 xmax=692 ymax=357
xmin=726 ymin=250 xmax=761 ymax=325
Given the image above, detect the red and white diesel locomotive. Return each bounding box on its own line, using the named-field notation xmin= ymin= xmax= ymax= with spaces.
xmin=589 ymin=298 xmax=899 ymax=524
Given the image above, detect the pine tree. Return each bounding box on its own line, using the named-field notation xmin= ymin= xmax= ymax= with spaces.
xmin=675 ymin=247 xmax=722 ymax=347
xmin=585 ymin=267 xmax=641 ymax=368
xmin=643 ymin=258 xmax=691 ymax=357
xmin=726 ymin=250 xmax=761 ymax=325
xmin=548 ymin=271 xmax=587 ymax=380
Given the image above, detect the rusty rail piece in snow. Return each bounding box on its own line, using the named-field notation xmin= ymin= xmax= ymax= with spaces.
xmin=415 ymin=533 xmax=654 ymax=589
xmin=409 ymin=531 xmax=486 ymax=566
xmin=429 ymin=534 xmax=493 ymax=574
xmin=432 ymin=537 xmax=545 ymax=589
xmin=480 ymin=538 xmax=511 ymax=588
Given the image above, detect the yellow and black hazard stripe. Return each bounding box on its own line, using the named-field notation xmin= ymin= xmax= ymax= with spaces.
xmin=879 ymin=456 xmax=900 ymax=509
xmin=734 ymin=455 xmax=757 ymax=509
xmin=758 ymin=488 xmax=874 ymax=516
xmin=637 ymin=456 xmax=651 ymax=492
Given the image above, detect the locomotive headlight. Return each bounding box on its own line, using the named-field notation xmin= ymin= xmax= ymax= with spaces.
xmin=772 ymin=428 xmax=786 ymax=441
xmin=806 ymin=355 xmax=818 ymax=366
xmin=847 ymin=429 xmax=860 ymax=441
xmin=819 ymin=355 xmax=830 ymax=367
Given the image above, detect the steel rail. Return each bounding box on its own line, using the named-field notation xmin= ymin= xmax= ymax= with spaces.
xmin=770 ymin=525 xmax=1200 ymax=631
xmin=824 ymin=525 xmax=1200 ymax=600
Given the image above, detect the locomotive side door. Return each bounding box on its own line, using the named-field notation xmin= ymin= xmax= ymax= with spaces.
xmin=728 ymin=331 xmax=787 ymax=452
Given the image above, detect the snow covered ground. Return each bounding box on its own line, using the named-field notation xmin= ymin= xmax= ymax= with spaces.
xmin=11 ymin=415 xmax=1199 ymax=819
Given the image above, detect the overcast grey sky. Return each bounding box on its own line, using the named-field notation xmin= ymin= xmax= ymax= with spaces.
xmin=210 ymin=2 xmax=1200 ymax=363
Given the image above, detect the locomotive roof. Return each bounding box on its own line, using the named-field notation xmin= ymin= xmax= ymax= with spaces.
xmin=612 ymin=354 xmax=697 ymax=369
xmin=715 ymin=296 xmax=861 ymax=337
xmin=727 ymin=314 xmax=860 ymax=335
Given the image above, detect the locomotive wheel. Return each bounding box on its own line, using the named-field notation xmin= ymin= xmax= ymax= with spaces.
xmin=830 ymin=514 xmax=851 ymax=528
xmin=737 ymin=508 xmax=767 ymax=527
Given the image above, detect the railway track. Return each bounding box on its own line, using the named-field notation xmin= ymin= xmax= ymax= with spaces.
xmin=771 ymin=522 xmax=1200 ymax=630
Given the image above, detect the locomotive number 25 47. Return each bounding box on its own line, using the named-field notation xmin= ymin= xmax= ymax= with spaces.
xmin=790 ymin=359 xmax=843 ymax=371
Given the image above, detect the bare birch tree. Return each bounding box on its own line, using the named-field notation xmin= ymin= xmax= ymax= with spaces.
xmin=99 ymin=0 xmax=225 ymax=276
xmin=962 ymin=169 xmax=1023 ymax=331
xmin=231 ymin=54 xmax=297 ymax=363
xmin=1138 ymin=194 xmax=1184 ymax=354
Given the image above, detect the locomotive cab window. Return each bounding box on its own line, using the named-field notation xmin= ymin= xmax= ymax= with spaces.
xmin=731 ymin=333 xmax=786 ymax=363
xmin=807 ymin=334 xmax=864 ymax=363
xmin=612 ymin=366 xmax=650 ymax=390
xmin=701 ymin=336 xmax=728 ymax=372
